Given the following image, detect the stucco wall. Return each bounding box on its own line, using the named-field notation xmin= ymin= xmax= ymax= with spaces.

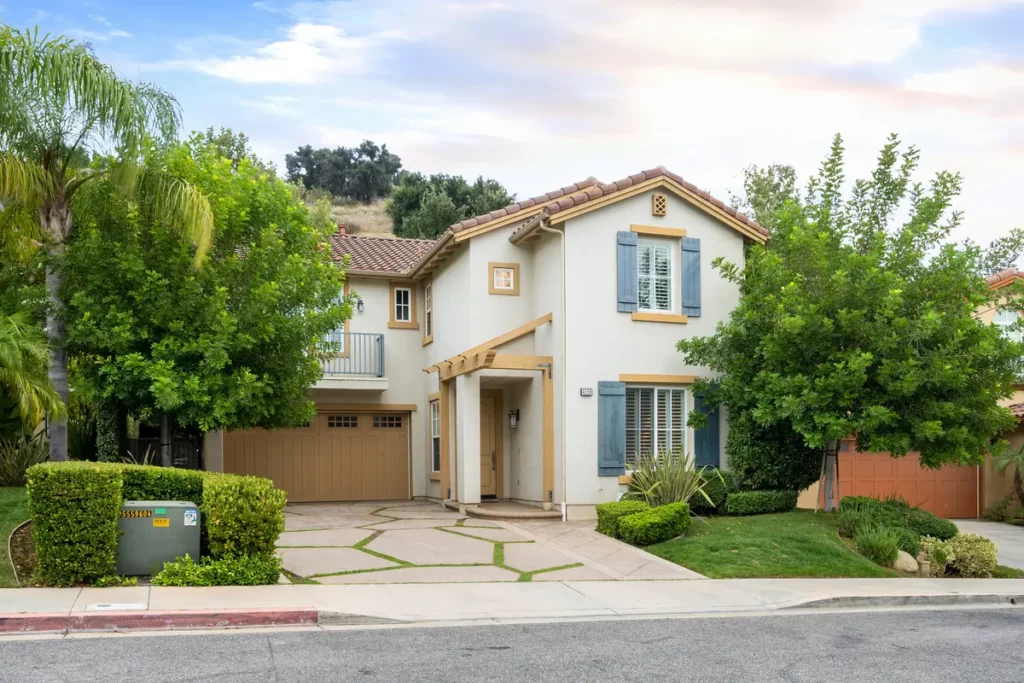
xmin=560 ymin=190 xmax=745 ymax=512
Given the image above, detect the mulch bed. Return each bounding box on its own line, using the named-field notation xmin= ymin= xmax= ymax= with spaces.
xmin=9 ymin=521 xmax=36 ymax=585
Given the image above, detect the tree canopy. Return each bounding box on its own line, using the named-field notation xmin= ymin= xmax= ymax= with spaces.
xmin=64 ymin=134 xmax=348 ymax=433
xmin=284 ymin=140 xmax=402 ymax=203
xmin=681 ymin=134 xmax=1024 ymax=507
xmin=386 ymin=172 xmax=515 ymax=239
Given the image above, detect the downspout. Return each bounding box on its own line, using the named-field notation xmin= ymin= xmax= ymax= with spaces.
xmin=538 ymin=221 xmax=568 ymax=521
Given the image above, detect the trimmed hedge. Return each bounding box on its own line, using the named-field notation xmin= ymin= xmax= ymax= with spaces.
xmin=688 ymin=470 xmax=728 ymax=516
xmin=906 ymin=508 xmax=958 ymax=541
xmin=152 ymin=553 xmax=282 ymax=586
xmin=26 ymin=462 xmax=286 ymax=586
xmin=27 ymin=462 xmax=123 ymax=586
xmin=596 ymin=500 xmax=650 ymax=538
xmin=724 ymin=490 xmax=798 ymax=516
xmin=618 ymin=502 xmax=691 ymax=546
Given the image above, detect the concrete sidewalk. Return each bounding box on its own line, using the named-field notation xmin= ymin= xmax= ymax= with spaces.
xmin=1 ymin=579 xmax=1022 ymax=634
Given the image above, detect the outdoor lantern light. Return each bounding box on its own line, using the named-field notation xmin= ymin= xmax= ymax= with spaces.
xmin=356 ymin=296 xmax=364 ymax=313
xmin=508 ymin=409 xmax=520 ymax=430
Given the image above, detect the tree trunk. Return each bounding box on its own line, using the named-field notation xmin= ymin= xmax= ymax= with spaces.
xmin=822 ymin=440 xmax=840 ymax=512
xmin=40 ymin=199 xmax=72 ymax=461
xmin=160 ymin=413 xmax=172 ymax=468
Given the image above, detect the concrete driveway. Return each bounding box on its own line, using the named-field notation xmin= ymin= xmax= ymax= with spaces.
xmin=954 ymin=520 xmax=1024 ymax=570
xmin=277 ymin=501 xmax=701 ymax=584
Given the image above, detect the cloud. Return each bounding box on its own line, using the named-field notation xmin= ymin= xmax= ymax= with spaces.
xmin=66 ymin=27 xmax=132 ymax=42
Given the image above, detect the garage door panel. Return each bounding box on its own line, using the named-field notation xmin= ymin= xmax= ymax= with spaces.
xmin=224 ymin=413 xmax=410 ymax=503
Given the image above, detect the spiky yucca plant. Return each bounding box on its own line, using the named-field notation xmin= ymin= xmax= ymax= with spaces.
xmin=624 ymin=448 xmax=723 ymax=508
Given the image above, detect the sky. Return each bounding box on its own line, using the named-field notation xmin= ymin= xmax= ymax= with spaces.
xmin=4 ymin=0 xmax=1023 ymax=245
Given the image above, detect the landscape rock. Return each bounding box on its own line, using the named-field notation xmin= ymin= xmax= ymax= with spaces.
xmin=894 ymin=550 xmax=919 ymax=573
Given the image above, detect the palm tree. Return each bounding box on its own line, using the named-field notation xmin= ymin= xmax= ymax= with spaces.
xmin=0 ymin=311 xmax=62 ymax=431
xmin=0 ymin=27 xmax=213 ymax=459
xmin=994 ymin=443 xmax=1024 ymax=509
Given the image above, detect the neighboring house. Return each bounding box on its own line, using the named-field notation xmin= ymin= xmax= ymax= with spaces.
xmin=203 ymin=166 xmax=768 ymax=520
xmin=797 ymin=267 xmax=1024 ymax=519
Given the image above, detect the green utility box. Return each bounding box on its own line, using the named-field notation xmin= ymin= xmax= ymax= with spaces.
xmin=116 ymin=501 xmax=201 ymax=576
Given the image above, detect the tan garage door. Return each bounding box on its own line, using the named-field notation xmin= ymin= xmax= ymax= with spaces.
xmin=223 ymin=412 xmax=410 ymax=503
xmin=837 ymin=442 xmax=978 ymax=519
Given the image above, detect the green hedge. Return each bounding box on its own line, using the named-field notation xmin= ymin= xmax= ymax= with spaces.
xmin=906 ymin=508 xmax=958 ymax=541
xmin=203 ymin=473 xmax=287 ymax=558
xmin=618 ymin=502 xmax=691 ymax=546
xmin=724 ymin=490 xmax=798 ymax=516
xmin=152 ymin=553 xmax=281 ymax=586
xmin=26 ymin=462 xmax=286 ymax=586
xmin=596 ymin=500 xmax=650 ymax=538
xmin=688 ymin=470 xmax=728 ymax=515
xmin=27 ymin=462 xmax=123 ymax=586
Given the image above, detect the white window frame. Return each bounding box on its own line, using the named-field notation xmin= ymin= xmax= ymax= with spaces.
xmin=429 ymin=400 xmax=441 ymax=473
xmin=493 ymin=267 xmax=515 ymax=291
xmin=424 ymin=283 xmax=433 ymax=338
xmin=994 ymin=308 xmax=1023 ymax=343
xmin=394 ymin=287 xmax=412 ymax=322
xmin=625 ymin=385 xmax=687 ymax=467
xmin=637 ymin=239 xmax=673 ymax=313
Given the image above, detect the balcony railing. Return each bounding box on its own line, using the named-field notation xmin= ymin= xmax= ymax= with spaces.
xmin=319 ymin=331 xmax=385 ymax=377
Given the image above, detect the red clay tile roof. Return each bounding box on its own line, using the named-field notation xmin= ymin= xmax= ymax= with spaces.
xmin=986 ymin=267 xmax=1023 ymax=289
xmin=449 ymin=177 xmax=600 ymax=233
xmin=330 ymin=233 xmax=436 ymax=274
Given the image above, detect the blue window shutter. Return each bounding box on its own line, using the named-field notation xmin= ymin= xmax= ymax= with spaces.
xmin=597 ymin=381 xmax=627 ymax=476
xmin=617 ymin=231 xmax=638 ymax=312
xmin=682 ymin=237 xmax=701 ymax=317
xmin=693 ymin=392 xmax=720 ymax=468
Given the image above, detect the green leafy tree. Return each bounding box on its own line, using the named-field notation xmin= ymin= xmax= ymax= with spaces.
xmin=285 ymin=141 xmax=401 ymax=202
xmin=0 ymin=27 xmax=213 ymax=460
xmin=681 ymin=134 xmax=1023 ymax=510
xmin=0 ymin=311 xmax=63 ymax=439
xmin=387 ymin=172 xmax=515 ymax=239
xmin=64 ymin=134 xmax=348 ymax=437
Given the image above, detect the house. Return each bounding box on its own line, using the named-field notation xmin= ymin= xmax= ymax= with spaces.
xmin=203 ymin=166 xmax=767 ymax=520
xmin=796 ymin=267 xmax=1024 ymax=518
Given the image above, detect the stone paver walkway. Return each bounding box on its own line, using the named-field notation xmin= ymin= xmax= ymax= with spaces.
xmin=276 ymin=502 xmax=702 ymax=584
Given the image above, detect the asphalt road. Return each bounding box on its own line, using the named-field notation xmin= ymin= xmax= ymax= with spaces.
xmin=1 ymin=608 xmax=1021 ymax=682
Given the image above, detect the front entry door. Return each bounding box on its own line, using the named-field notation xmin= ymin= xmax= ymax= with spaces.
xmin=479 ymin=395 xmax=497 ymax=497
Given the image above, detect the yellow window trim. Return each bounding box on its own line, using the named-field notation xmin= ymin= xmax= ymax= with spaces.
xmin=618 ymin=474 xmax=632 ymax=485
xmin=389 ymin=280 xmax=419 ymax=330
xmin=618 ymin=374 xmax=699 ymax=384
xmin=428 ymin=397 xmax=441 ymax=478
xmin=632 ymin=312 xmax=688 ymax=324
xmin=488 ymin=262 xmax=520 ymax=296
xmin=422 ymin=277 xmax=434 ymax=345
xmin=630 ymin=224 xmax=686 ymax=238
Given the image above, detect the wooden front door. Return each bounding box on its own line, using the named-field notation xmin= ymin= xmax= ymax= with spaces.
xmin=479 ymin=394 xmax=498 ymax=497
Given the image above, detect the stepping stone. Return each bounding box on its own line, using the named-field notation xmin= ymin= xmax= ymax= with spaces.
xmin=367 ymin=529 xmax=494 ymax=565
xmin=382 ymin=508 xmax=467 ymax=520
xmin=533 ymin=565 xmax=613 ymax=581
xmin=460 ymin=519 xmax=499 ymax=528
xmin=280 ymin=548 xmax=398 ymax=577
xmin=502 ymin=543 xmax=579 ymax=572
xmin=277 ymin=529 xmax=375 ymax=547
xmin=364 ymin=519 xmax=460 ymax=530
xmin=284 ymin=513 xmax=380 ymax=531
xmin=450 ymin=527 xmax=532 ymax=543
xmin=317 ymin=565 xmax=519 ymax=584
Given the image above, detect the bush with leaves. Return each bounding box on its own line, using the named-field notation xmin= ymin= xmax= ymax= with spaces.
xmin=625 ymin=449 xmax=721 ymax=509
xmin=723 ymin=490 xmax=798 ymax=516
xmin=854 ymin=524 xmax=901 ymax=567
xmin=202 ymin=474 xmax=286 ymax=559
xmin=596 ymin=500 xmax=650 ymax=538
xmin=906 ymin=509 xmax=958 ymax=541
xmin=152 ymin=553 xmax=281 ymax=587
xmin=922 ymin=534 xmax=998 ymax=578
xmin=689 ymin=469 xmax=728 ymax=515
xmin=0 ymin=433 xmax=49 ymax=486
xmin=617 ymin=503 xmax=691 ymax=546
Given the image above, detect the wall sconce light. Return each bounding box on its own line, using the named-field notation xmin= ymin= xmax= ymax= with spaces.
xmin=508 ymin=409 xmax=520 ymax=430
xmin=356 ymin=296 xmax=364 ymax=313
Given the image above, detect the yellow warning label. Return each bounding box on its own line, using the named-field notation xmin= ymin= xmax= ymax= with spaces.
xmin=152 ymin=518 xmax=170 ymax=528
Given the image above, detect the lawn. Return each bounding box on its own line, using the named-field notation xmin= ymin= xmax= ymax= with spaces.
xmin=0 ymin=487 xmax=29 ymax=587
xmin=648 ymin=509 xmax=898 ymax=578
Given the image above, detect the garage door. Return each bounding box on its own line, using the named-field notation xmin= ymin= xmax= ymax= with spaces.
xmin=837 ymin=442 xmax=978 ymax=518
xmin=223 ymin=412 xmax=410 ymax=502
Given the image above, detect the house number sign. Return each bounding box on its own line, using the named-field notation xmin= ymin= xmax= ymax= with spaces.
xmin=580 ymin=388 xmax=594 ymax=397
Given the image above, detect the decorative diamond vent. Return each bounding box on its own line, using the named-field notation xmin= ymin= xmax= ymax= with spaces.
xmin=652 ymin=193 xmax=667 ymax=216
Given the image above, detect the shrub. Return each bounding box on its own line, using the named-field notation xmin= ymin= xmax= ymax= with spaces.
xmin=689 ymin=469 xmax=728 ymax=515
xmin=94 ymin=575 xmax=139 ymax=587
xmin=906 ymin=509 xmax=958 ymax=541
xmin=836 ymin=508 xmax=864 ymax=538
xmin=596 ymin=500 xmax=650 ymax=537
xmin=942 ymin=534 xmax=998 ymax=578
xmin=0 ymin=434 xmax=49 ymax=486
xmin=27 ymin=462 xmax=123 ymax=586
xmin=854 ymin=524 xmax=901 ymax=567
xmin=724 ymin=490 xmax=798 ymax=516
xmin=892 ymin=527 xmax=921 ymax=557
xmin=625 ymin=449 xmax=719 ymax=508
xmin=119 ymin=465 xmax=205 ymax=506
xmin=984 ymin=494 xmax=1015 ymax=523
xmin=724 ymin=413 xmax=822 ymax=492
xmin=920 ymin=536 xmax=948 ymax=571
xmin=617 ymin=502 xmax=691 ymax=546
xmin=152 ymin=553 xmax=281 ymax=586
xmin=202 ymin=473 xmax=287 ymax=559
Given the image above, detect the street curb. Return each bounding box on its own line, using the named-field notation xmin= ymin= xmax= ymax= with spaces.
xmin=787 ymin=594 xmax=1023 ymax=610
xmin=0 ymin=608 xmax=318 ymax=634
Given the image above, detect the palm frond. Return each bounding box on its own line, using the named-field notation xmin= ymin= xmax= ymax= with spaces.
xmin=0 ymin=312 xmax=64 ymax=426
xmin=0 ymin=154 xmax=52 ymax=202
xmin=137 ymin=169 xmax=214 ymax=267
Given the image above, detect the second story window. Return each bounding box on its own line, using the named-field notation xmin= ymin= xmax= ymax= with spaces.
xmin=394 ymin=287 xmax=412 ymax=322
xmin=424 ymin=283 xmax=433 ymax=339
xmin=994 ymin=308 xmax=1023 ymax=342
xmin=637 ymin=240 xmax=672 ymax=312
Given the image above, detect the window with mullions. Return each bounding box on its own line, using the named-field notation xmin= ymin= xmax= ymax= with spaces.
xmin=625 ymin=387 xmax=686 ymax=466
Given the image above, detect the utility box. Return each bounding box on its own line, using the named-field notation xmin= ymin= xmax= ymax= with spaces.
xmin=116 ymin=501 xmax=201 ymax=576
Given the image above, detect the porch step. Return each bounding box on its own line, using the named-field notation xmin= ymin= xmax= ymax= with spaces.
xmin=464 ymin=504 xmax=561 ymax=521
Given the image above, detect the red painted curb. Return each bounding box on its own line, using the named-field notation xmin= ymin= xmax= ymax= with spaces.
xmin=0 ymin=608 xmax=319 ymax=634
